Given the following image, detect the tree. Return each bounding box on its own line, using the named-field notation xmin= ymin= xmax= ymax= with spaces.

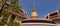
xmin=0 ymin=0 xmax=21 ymax=26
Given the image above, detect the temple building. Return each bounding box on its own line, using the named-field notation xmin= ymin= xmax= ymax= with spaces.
xmin=7 ymin=9 xmax=28 ymax=23
xmin=46 ymin=10 xmax=60 ymax=26
xmin=21 ymin=5 xmax=56 ymax=26
xmin=6 ymin=9 xmax=28 ymax=26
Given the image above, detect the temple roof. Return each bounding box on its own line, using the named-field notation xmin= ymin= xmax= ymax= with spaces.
xmin=22 ymin=20 xmax=55 ymax=24
xmin=21 ymin=4 xmax=55 ymax=24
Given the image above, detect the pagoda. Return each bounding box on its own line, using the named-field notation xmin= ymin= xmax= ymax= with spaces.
xmin=21 ymin=4 xmax=56 ymax=26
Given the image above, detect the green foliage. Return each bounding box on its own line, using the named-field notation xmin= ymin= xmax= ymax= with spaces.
xmin=0 ymin=0 xmax=21 ymax=26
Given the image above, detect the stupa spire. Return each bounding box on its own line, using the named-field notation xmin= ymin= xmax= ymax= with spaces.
xmin=30 ymin=3 xmax=39 ymax=18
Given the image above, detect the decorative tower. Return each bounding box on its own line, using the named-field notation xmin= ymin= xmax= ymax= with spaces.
xmin=21 ymin=3 xmax=56 ymax=26
xmin=31 ymin=4 xmax=39 ymax=18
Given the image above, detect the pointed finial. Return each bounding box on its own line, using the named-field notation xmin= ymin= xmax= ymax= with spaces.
xmin=32 ymin=2 xmax=36 ymax=11
xmin=30 ymin=3 xmax=39 ymax=18
xmin=33 ymin=2 xmax=35 ymax=6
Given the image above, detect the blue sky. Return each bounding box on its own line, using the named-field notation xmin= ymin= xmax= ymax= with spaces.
xmin=20 ymin=0 xmax=60 ymax=18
